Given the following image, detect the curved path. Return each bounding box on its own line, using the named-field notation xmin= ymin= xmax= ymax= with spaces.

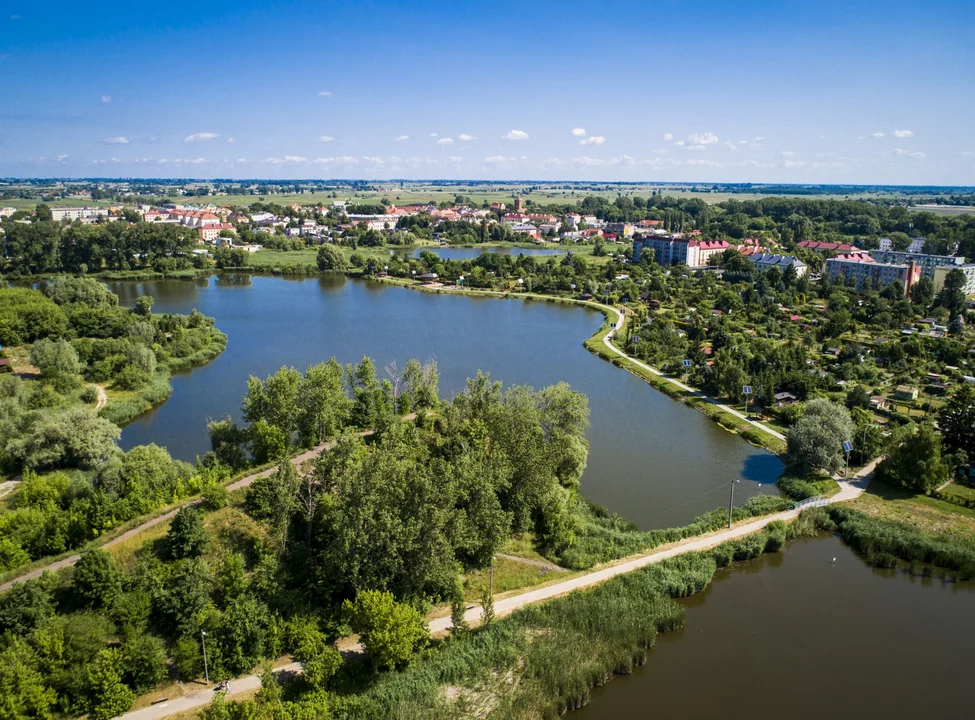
xmin=118 ymin=459 xmax=877 ymax=720
xmin=0 ymin=421 xmax=408 ymax=593
xmin=599 ymin=307 xmax=786 ymax=442
xmin=95 ymin=384 xmax=109 ymax=411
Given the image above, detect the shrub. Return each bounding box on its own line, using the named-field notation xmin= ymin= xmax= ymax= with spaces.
xmin=343 ymin=590 xmax=428 ymax=670
xmin=81 ymin=385 xmax=99 ymax=404
xmin=201 ymin=483 xmax=229 ymax=511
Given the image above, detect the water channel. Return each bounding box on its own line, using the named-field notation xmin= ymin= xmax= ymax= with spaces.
xmin=111 ymin=274 xmax=781 ymax=530
xmin=574 ymin=534 xmax=975 ymax=719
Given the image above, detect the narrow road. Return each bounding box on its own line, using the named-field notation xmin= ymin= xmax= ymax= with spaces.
xmin=600 ymin=307 xmax=786 ymax=442
xmin=95 ymin=384 xmax=108 ymax=411
xmin=0 ymin=419 xmax=417 ymax=593
xmin=118 ymin=460 xmax=878 ymax=720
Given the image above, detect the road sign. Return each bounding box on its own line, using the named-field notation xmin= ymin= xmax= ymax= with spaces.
xmin=632 ymin=336 xmax=640 ymax=343
xmin=610 ymin=323 xmax=616 ymax=328
xmin=842 ymin=441 xmax=854 ymax=454
xmin=683 ymin=359 xmax=692 ymax=368
xmin=742 ymin=385 xmax=753 ymax=395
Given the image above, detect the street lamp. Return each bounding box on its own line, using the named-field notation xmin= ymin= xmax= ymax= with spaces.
xmin=742 ymin=385 xmax=753 ymax=418
xmin=728 ymin=479 xmax=741 ymax=528
xmin=201 ymin=629 xmax=209 ymax=684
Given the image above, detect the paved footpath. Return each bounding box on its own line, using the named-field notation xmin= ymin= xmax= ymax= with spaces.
xmin=600 ymin=307 xmax=786 ymax=442
xmin=118 ymin=460 xmax=877 ymax=720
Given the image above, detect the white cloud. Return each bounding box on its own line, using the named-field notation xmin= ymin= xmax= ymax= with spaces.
xmin=318 ymin=91 xmax=332 ymax=97
xmin=781 ymin=151 xmax=797 ymax=157
xmin=579 ymin=136 xmax=605 ymax=146
xmin=265 ymin=155 xmax=308 ymax=165
xmin=663 ymin=133 xmax=674 ymax=141
xmin=227 ymin=138 xmax=235 ymax=144
xmin=429 ymin=133 xmax=438 ymax=137
xmin=101 ymin=95 xmax=112 ymax=104
xmin=683 ymin=145 xmax=706 ymax=152
xmin=437 ymin=137 xmax=454 ymax=145
xmin=458 ymin=133 xmax=476 ymax=141
xmin=146 ymin=136 xmax=159 ymax=143
xmin=687 ymin=158 xmax=720 ymax=167
xmin=103 ymin=137 xmax=129 ymax=144
xmin=893 ymin=147 xmax=926 ymax=159
xmin=362 ymin=156 xmax=385 ymax=164
xmin=311 ymin=156 xmax=359 ymax=165
xmin=184 ymin=132 xmax=219 ymax=142
xmin=448 ymin=156 xmax=463 ymax=163
xmin=872 ymin=132 xmax=886 ymax=138
xmin=687 ymin=132 xmax=719 ymax=146
xmin=395 ymin=135 xmax=409 ymax=141
xmin=893 ymin=129 xmax=914 ymax=138
xmin=320 ymin=135 xmax=334 ymax=143
xmin=962 ymin=151 xmax=975 ymax=158
xmin=674 ymin=140 xmax=685 ymax=147
xmin=502 ymin=129 xmax=529 ymax=141
xmin=571 ymin=128 xmax=586 ymax=137
xmin=56 ymin=154 xmax=69 ymax=161
xmin=484 ymin=155 xmax=513 ymax=164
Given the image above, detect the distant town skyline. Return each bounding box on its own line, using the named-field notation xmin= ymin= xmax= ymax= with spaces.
xmin=2 ymin=0 xmax=973 ymax=184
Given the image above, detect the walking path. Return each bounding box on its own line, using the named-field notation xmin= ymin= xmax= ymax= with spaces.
xmin=0 ymin=420 xmax=414 ymax=593
xmin=95 ymin=384 xmax=108 ymax=411
xmin=599 ymin=307 xmax=786 ymax=442
xmin=118 ymin=459 xmax=878 ymax=720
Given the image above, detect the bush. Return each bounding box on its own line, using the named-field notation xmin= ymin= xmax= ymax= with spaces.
xmin=343 ymin=590 xmax=428 ymax=670
xmin=81 ymin=385 xmax=99 ymax=404
xmin=168 ymin=507 xmax=208 ymax=559
xmin=73 ymin=549 xmax=125 ymax=609
xmin=201 ymin=483 xmax=229 ymax=511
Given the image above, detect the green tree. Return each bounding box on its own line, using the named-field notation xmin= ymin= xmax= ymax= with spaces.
xmin=29 ymin=338 xmax=81 ymax=379
xmin=939 ymin=383 xmax=975 ymax=458
xmin=5 ymin=406 xmax=120 ymax=470
xmin=168 ymin=507 xmax=208 ymax=559
xmin=316 ymin=244 xmax=346 ymax=271
xmin=120 ymin=631 xmax=167 ymax=692
xmin=0 ymin=637 xmax=56 ymax=720
xmin=878 ymin=424 xmax=946 ymax=493
xmin=786 ymin=398 xmax=855 ymax=473
xmin=939 ymin=268 xmax=967 ymax=317
xmin=293 ymin=629 xmax=342 ymax=691
xmin=299 ymin=359 xmax=349 ymax=446
xmin=84 ymin=648 xmax=135 ymax=720
xmin=73 ymin=549 xmax=125 ymax=609
xmin=343 ymin=590 xmax=427 ymax=670
xmin=0 ymin=576 xmax=57 ymax=635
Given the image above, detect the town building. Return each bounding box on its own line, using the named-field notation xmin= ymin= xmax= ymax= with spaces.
xmin=696 ymin=239 xmax=732 ymax=265
xmin=632 ymin=235 xmax=700 ymax=266
xmin=50 ymin=206 xmax=110 ymax=222
xmin=933 ymin=263 xmax=975 ymax=295
xmin=748 ymin=253 xmax=808 ymax=277
xmin=871 ymin=249 xmax=965 ymax=279
xmin=878 ymin=236 xmax=926 ymax=253
xmin=797 ymin=240 xmax=867 ymax=255
xmin=0 ymin=207 xmax=16 ymax=218
xmin=197 ymin=224 xmax=234 ymax=243
xmin=605 ymin=222 xmax=634 ymax=238
xmin=825 ymin=254 xmax=921 ymax=295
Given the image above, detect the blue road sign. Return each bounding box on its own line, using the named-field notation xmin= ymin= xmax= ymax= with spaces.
xmin=843 ymin=441 xmax=854 ymax=454
xmin=683 ymin=359 xmax=692 ymax=368
xmin=742 ymin=385 xmax=753 ymax=395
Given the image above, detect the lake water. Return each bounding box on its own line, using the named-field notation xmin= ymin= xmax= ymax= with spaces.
xmin=574 ymin=534 xmax=975 ymax=718
xmin=110 ymin=275 xmax=781 ymax=530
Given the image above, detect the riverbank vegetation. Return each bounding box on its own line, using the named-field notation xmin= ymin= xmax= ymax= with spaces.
xmin=0 ymin=278 xmax=227 ymax=575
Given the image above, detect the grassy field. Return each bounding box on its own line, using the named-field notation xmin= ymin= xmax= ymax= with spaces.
xmin=851 ymin=481 xmax=975 ymax=538
xmin=2 ymin=182 xmax=909 ymax=212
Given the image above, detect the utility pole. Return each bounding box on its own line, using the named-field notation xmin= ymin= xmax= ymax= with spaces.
xmin=201 ymin=629 xmax=209 ymax=684
xmin=728 ymin=479 xmax=740 ymax=528
xmin=490 ymin=556 xmax=494 ymax=599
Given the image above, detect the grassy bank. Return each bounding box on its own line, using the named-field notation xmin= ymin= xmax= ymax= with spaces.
xmin=777 ymin=471 xmax=842 ymax=501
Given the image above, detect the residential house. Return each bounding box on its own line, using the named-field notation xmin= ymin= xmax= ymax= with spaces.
xmin=933 ymin=263 xmax=975 ymax=294
xmin=51 ymin=206 xmax=109 ymax=222
xmin=197 ymin=223 xmax=234 ymax=243
xmin=797 ymin=240 xmax=867 ymax=255
xmin=871 ymin=250 xmax=964 ymax=279
xmin=748 ymin=253 xmax=808 ymax=277
xmin=893 ymin=385 xmax=919 ymax=401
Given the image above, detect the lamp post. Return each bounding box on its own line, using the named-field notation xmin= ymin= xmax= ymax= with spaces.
xmin=201 ymin=629 xmax=209 ymax=684
xmin=728 ymin=479 xmax=740 ymax=528
xmin=842 ymin=440 xmax=854 ymax=478
xmin=742 ymin=385 xmax=753 ymax=419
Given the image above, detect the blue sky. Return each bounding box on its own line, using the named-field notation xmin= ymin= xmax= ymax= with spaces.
xmin=1 ymin=0 xmax=973 ymax=183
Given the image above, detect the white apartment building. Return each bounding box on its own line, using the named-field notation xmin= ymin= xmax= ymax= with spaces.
xmin=51 ymin=206 xmax=110 ymax=221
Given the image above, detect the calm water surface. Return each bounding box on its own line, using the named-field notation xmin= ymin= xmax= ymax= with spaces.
xmin=111 ymin=275 xmax=781 ymax=529
xmin=574 ymin=535 xmax=975 ymax=719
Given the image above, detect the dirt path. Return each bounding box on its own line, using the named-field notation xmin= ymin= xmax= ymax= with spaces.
xmin=495 ymin=553 xmax=566 ymax=572
xmin=95 ymin=384 xmax=108 ymax=411
xmin=0 ymin=419 xmax=415 ymax=594
xmin=118 ymin=460 xmax=878 ymax=720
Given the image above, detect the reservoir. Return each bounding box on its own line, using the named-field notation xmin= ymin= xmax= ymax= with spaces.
xmin=110 ymin=274 xmax=781 ymax=530
xmin=574 ymin=534 xmax=975 ymax=719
